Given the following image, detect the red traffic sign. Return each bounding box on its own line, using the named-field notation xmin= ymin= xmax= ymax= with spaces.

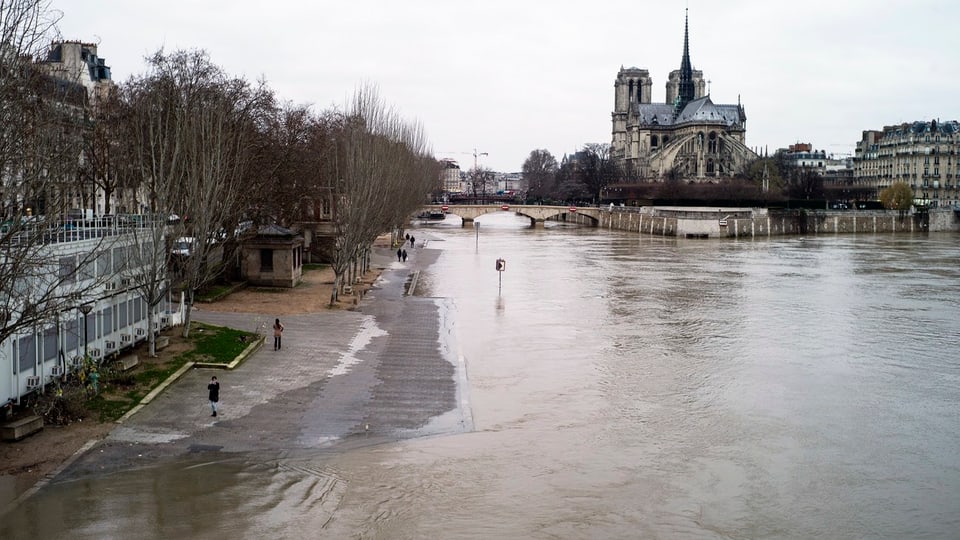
xmin=501 ymin=204 xmax=510 ymax=211
xmin=441 ymin=205 xmax=449 ymax=211
xmin=568 ymin=206 xmax=577 ymax=212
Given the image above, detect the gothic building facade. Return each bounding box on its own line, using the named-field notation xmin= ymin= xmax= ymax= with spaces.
xmin=611 ymin=11 xmax=757 ymax=180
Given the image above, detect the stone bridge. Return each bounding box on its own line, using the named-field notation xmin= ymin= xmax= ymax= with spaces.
xmin=421 ymin=204 xmax=602 ymax=228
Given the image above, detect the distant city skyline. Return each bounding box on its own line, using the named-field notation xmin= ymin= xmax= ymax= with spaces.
xmin=56 ymin=1 xmax=960 ymax=172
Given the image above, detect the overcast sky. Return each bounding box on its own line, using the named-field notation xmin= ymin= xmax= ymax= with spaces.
xmin=56 ymin=0 xmax=959 ymax=173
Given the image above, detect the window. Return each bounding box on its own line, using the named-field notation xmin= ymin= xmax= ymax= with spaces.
xmin=103 ymin=306 xmax=113 ymax=334
xmin=260 ymin=249 xmax=274 ymax=272
xmin=64 ymin=319 xmax=79 ymax=351
xmin=85 ymin=311 xmax=95 ymax=344
xmin=96 ymin=251 xmax=110 ymax=278
xmin=59 ymin=255 xmax=77 ymax=283
xmin=17 ymin=336 xmax=35 ymax=374
xmin=112 ymin=246 xmax=124 ymax=273
xmin=43 ymin=326 xmax=57 ymax=361
xmin=119 ymin=300 xmax=129 ymax=328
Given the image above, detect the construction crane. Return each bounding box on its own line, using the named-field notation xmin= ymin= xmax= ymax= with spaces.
xmin=440 ymin=149 xmax=488 ymax=170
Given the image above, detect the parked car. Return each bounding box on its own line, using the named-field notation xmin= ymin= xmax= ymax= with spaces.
xmin=171 ymin=237 xmax=196 ymax=257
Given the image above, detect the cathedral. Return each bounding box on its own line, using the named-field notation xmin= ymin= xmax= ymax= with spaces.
xmin=611 ymin=11 xmax=757 ymax=180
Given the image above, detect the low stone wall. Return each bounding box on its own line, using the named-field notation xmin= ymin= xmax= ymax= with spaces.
xmin=592 ymin=207 xmax=958 ymax=238
xmin=1 ymin=415 xmax=43 ymax=441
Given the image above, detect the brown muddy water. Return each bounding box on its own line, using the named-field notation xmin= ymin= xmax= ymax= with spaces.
xmin=3 ymin=214 xmax=959 ymax=539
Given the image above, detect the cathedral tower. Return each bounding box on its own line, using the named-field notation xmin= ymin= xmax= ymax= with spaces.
xmin=613 ymin=67 xmax=652 ymax=113
xmin=675 ymin=9 xmax=695 ymax=113
xmin=610 ymin=8 xmax=756 ymax=179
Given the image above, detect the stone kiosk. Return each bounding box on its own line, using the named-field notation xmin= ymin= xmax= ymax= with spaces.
xmin=240 ymin=224 xmax=304 ymax=288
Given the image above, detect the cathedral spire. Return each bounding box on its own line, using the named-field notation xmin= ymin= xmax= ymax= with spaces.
xmin=676 ymin=8 xmax=695 ymax=115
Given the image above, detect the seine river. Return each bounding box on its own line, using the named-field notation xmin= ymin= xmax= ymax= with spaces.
xmin=324 ymin=216 xmax=960 ymax=539
xmin=4 ymin=213 xmax=960 ymax=539
xmin=323 ymin=215 xmax=960 ymax=539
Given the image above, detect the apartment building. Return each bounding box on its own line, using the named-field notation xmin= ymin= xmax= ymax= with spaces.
xmin=854 ymin=120 xmax=960 ymax=207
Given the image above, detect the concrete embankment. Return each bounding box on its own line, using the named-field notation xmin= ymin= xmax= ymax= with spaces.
xmin=560 ymin=206 xmax=959 ymax=238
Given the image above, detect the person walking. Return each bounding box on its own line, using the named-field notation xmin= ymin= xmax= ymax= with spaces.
xmin=397 ymin=247 xmax=402 ymax=261
xmin=409 ymin=235 xmax=416 ymax=247
xmin=402 ymin=249 xmax=408 ymax=262
xmin=208 ymin=376 xmax=220 ymax=417
xmin=273 ymin=318 xmax=284 ymax=351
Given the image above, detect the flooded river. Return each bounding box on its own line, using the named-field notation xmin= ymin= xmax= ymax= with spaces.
xmin=4 ymin=213 xmax=959 ymax=539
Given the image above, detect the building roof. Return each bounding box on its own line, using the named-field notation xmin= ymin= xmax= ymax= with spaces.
xmin=634 ymin=95 xmax=744 ymax=128
xmin=883 ymin=120 xmax=959 ymax=137
xmin=256 ymin=224 xmax=298 ymax=237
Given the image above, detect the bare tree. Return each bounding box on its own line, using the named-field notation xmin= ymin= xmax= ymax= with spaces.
xmin=148 ymin=50 xmax=269 ymax=337
xmin=522 ymin=149 xmax=557 ymax=203
xmin=116 ymin=64 xmax=186 ymax=356
xmin=0 ymin=1 xmax=122 ymax=347
xmin=785 ymin=166 xmax=824 ymax=200
xmin=578 ymin=143 xmax=616 ymax=203
xmin=112 ymin=50 xmax=268 ymax=340
xmin=80 ymin=86 xmax=130 ymax=215
xmin=251 ymin=102 xmax=321 ymax=228
xmin=468 ymin=166 xmax=494 ymax=203
xmin=327 ymin=84 xmax=434 ymax=305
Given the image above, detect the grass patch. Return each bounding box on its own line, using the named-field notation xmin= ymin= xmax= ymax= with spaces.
xmin=86 ymin=395 xmax=133 ymax=422
xmin=303 ymin=263 xmax=327 ymax=271
xmin=180 ymin=323 xmax=255 ymax=364
xmin=80 ymin=323 xmax=256 ymax=421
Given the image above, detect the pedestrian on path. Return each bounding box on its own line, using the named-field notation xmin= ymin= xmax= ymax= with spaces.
xmin=273 ymin=318 xmax=284 ymax=350
xmin=402 ymin=249 xmax=408 ymax=262
xmin=208 ymin=376 xmax=220 ymax=417
xmin=397 ymin=247 xmax=402 ymax=261
xmin=409 ymin=235 xmax=416 ymax=247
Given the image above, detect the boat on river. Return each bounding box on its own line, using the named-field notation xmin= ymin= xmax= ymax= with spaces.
xmin=414 ymin=210 xmax=445 ymax=221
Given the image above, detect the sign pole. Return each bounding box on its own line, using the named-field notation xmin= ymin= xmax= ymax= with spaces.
xmin=495 ymin=258 xmax=506 ymax=295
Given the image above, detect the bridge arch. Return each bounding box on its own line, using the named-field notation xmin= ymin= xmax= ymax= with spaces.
xmin=419 ymin=205 xmax=601 ymax=228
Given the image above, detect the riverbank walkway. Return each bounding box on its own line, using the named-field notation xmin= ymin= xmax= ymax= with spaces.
xmin=57 ymin=240 xmax=470 ymax=479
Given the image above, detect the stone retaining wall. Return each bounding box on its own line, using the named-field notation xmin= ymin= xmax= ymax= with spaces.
xmin=583 ymin=207 xmax=960 ymax=238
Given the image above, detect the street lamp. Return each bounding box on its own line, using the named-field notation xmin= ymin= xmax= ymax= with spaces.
xmin=79 ymin=303 xmax=93 ymax=358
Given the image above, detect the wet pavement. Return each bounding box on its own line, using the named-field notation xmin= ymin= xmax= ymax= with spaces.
xmin=58 ymin=244 xmax=471 ymax=480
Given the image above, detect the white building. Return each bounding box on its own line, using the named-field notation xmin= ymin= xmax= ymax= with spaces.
xmin=439 ymin=159 xmax=462 ymax=194
xmin=1 ymin=222 xmax=181 ymax=406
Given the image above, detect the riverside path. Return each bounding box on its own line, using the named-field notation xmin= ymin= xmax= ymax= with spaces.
xmin=55 ymin=243 xmax=470 ymax=479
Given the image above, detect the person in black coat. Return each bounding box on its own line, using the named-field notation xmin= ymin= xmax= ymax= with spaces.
xmin=208 ymin=376 xmax=220 ymax=417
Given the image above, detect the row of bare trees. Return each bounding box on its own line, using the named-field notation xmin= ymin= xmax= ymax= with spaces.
xmin=1 ymin=0 xmax=438 ymax=356
xmin=520 ymin=143 xmax=856 ymax=205
xmin=521 ymin=144 xmax=616 ymax=204
xmin=0 ymin=0 xmax=102 ymax=347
